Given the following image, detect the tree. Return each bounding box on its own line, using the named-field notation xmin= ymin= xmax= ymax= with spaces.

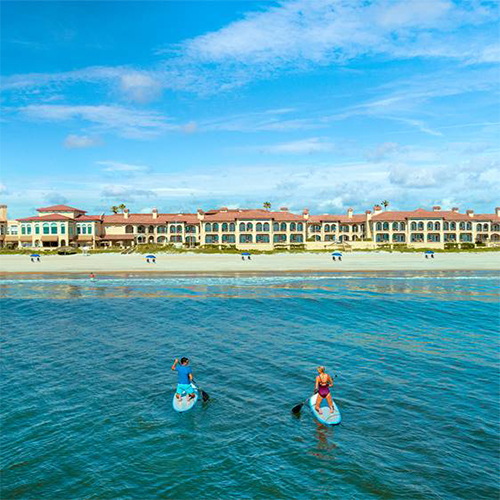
xmin=111 ymin=205 xmax=119 ymax=214
xmin=118 ymin=203 xmax=127 ymax=213
xmin=381 ymin=200 xmax=389 ymax=211
xmin=263 ymin=201 xmax=271 ymax=210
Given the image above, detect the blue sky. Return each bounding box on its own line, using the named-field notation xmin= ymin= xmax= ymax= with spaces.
xmin=1 ymin=0 xmax=499 ymax=218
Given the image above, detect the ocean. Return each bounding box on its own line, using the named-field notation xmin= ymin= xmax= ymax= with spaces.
xmin=1 ymin=272 xmax=499 ymax=499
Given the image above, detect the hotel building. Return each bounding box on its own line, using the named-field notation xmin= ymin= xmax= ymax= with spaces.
xmin=1 ymin=203 xmax=499 ymax=250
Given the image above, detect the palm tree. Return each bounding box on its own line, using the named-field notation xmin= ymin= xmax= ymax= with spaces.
xmin=111 ymin=205 xmax=119 ymax=214
xmin=118 ymin=203 xmax=127 ymax=213
xmin=263 ymin=201 xmax=271 ymax=210
xmin=381 ymin=200 xmax=389 ymax=211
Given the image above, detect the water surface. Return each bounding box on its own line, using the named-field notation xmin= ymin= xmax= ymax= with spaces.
xmin=1 ymin=272 xmax=499 ymax=499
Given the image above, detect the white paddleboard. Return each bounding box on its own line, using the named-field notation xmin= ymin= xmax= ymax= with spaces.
xmin=172 ymin=384 xmax=199 ymax=412
xmin=309 ymin=393 xmax=341 ymax=425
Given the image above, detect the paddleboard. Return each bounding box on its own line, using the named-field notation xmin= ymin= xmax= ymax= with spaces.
xmin=172 ymin=384 xmax=199 ymax=413
xmin=309 ymin=393 xmax=341 ymax=425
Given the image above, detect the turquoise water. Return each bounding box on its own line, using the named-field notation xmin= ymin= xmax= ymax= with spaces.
xmin=1 ymin=272 xmax=499 ymax=499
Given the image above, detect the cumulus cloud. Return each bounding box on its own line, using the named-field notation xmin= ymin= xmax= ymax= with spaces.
xmin=97 ymin=161 xmax=150 ymax=173
xmin=389 ymin=164 xmax=451 ymax=188
xmin=64 ymin=134 xmax=102 ymax=149
xmin=100 ymin=185 xmax=156 ymax=200
xmin=259 ymin=137 xmax=334 ymax=155
xmin=43 ymin=192 xmax=68 ymax=205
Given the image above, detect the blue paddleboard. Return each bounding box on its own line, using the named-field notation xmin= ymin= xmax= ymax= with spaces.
xmin=309 ymin=393 xmax=341 ymax=425
xmin=172 ymin=383 xmax=199 ymax=412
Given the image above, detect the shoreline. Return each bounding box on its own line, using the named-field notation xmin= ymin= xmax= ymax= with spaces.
xmin=0 ymin=251 xmax=499 ymax=276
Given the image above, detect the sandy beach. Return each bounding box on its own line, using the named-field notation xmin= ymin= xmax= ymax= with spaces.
xmin=0 ymin=251 xmax=498 ymax=275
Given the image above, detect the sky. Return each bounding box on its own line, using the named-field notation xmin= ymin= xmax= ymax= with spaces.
xmin=0 ymin=0 xmax=499 ymax=218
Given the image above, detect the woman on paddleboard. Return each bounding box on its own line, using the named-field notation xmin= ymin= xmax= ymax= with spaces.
xmin=315 ymin=366 xmax=334 ymax=415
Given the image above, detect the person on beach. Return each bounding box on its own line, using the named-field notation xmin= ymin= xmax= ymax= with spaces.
xmin=172 ymin=357 xmax=195 ymax=401
xmin=315 ymin=366 xmax=334 ymax=415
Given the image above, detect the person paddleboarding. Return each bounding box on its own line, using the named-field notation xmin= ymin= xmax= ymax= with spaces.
xmin=315 ymin=366 xmax=334 ymax=415
xmin=172 ymin=357 xmax=195 ymax=402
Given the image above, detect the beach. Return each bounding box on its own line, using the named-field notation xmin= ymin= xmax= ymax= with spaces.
xmin=0 ymin=251 xmax=499 ymax=275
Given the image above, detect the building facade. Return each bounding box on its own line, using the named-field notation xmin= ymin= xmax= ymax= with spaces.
xmin=1 ymin=203 xmax=499 ymax=250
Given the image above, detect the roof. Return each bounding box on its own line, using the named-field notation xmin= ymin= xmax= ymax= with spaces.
xmin=203 ymin=209 xmax=305 ymax=222
xmin=17 ymin=214 xmax=75 ymax=222
xmin=309 ymin=214 xmax=366 ymax=223
xmin=371 ymin=209 xmax=471 ymax=221
xmin=37 ymin=204 xmax=86 ymax=213
xmin=75 ymin=215 xmax=103 ymax=222
xmin=102 ymin=213 xmax=199 ymax=224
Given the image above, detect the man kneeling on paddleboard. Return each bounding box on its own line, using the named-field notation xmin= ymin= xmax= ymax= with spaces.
xmin=172 ymin=357 xmax=195 ymax=401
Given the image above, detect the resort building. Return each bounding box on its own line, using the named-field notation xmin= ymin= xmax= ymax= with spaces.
xmin=1 ymin=203 xmax=499 ymax=250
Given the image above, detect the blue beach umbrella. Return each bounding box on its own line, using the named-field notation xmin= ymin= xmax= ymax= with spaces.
xmin=31 ymin=254 xmax=40 ymax=258
xmin=425 ymin=250 xmax=434 ymax=254
xmin=146 ymin=254 xmax=156 ymax=259
xmin=332 ymin=252 xmax=342 ymax=257
xmin=241 ymin=252 xmax=251 ymax=256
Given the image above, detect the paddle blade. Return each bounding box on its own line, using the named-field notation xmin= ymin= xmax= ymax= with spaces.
xmin=201 ymin=390 xmax=210 ymax=402
xmin=291 ymin=402 xmax=304 ymax=414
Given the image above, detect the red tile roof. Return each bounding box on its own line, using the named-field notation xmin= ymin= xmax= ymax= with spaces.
xmin=37 ymin=204 xmax=86 ymax=213
xmin=309 ymin=214 xmax=366 ymax=223
xmin=371 ymin=209 xmax=472 ymax=221
xmin=75 ymin=215 xmax=103 ymax=222
xmin=204 ymin=209 xmax=305 ymax=222
xmin=102 ymin=213 xmax=199 ymax=224
xmin=17 ymin=214 xmax=75 ymax=222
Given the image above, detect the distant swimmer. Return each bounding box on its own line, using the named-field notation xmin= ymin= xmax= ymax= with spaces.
xmin=89 ymin=272 xmax=96 ymax=280
xmin=172 ymin=357 xmax=195 ymax=402
xmin=315 ymin=366 xmax=334 ymax=415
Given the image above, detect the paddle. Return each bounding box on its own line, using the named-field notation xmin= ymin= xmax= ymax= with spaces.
xmin=291 ymin=375 xmax=338 ymax=414
xmin=192 ymin=380 xmax=210 ymax=402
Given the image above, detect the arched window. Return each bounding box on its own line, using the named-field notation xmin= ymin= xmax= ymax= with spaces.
xmin=205 ymin=223 xmax=212 ymax=232
xmin=427 ymin=222 xmax=433 ymax=231
xmin=138 ymin=225 xmax=145 ymax=234
xmin=21 ymin=225 xmax=26 ymax=235
xmin=400 ymin=222 xmax=405 ymax=230
xmin=444 ymin=222 xmax=449 ymax=230
xmin=382 ymin=222 xmax=389 ymax=231
xmin=331 ymin=224 xmax=337 ymax=231
xmin=297 ymin=223 xmax=303 ymax=231
xmin=411 ymin=222 xmax=417 ymax=231
xmin=450 ymin=222 xmax=456 ymax=230
xmin=229 ymin=223 xmax=235 ymax=232
xmin=280 ymin=223 xmax=286 ymax=232
xmin=290 ymin=222 xmax=296 ymax=231
xmin=418 ymin=222 xmax=424 ymax=231
xmin=466 ymin=222 xmax=472 ymax=230
xmin=324 ymin=224 xmax=330 ymax=232
xmin=434 ymin=222 xmax=440 ymax=231
xmin=376 ymin=222 xmax=382 ymax=231
xmin=60 ymin=224 xmax=65 ymax=234
xmin=222 ymin=223 xmax=228 ymax=231
xmin=273 ymin=222 xmax=279 ymax=231
xmin=126 ymin=225 xmax=134 ymax=234
xmin=263 ymin=223 xmax=270 ymax=231
xmin=352 ymin=225 xmax=358 ymax=232
xmin=148 ymin=225 xmax=155 ymax=234
xmin=43 ymin=223 xmax=50 ymax=235
xmin=459 ymin=222 xmax=465 ymax=230
xmin=211 ymin=223 xmax=217 ymax=232
xmin=246 ymin=223 xmax=253 ymax=231
xmin=239 ymin=222 xmax=245 ymax=231
xmin=170 ymin=225 xmax=176 ymax=233
xmin=476 ymin=223 xmax=482 ymax=232
xmin=392 ymin=222 xmax=398 ymax=231
xmin=256 ymin=223 xmax=263 ymax=231
xmin=27 ymin=225 xmax=32 ymax=235
xmin=51 ymin=223 xmax=57 ymax=234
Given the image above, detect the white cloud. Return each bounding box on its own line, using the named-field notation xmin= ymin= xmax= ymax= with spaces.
xmin=97 ymin=161 xmax=150 ymax=173
xmin=259 ymin=137 xmax=334 ymax=154
xmin=64 ymin=134 xmax=102 ymax=149
xmin=20 ymin=104 xmax=170 ymax=138
xmin=43 ymin=192 xmax=68 ymax=205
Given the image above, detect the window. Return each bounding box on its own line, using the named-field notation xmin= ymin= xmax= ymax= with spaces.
xmin=138 ymin=225 xmax=145 ymax=234
xmin=392 ymin=222 xmax=398 ymax=231
xmin=459 ymin=222 xmax=465 ymax=230
xmin=273 ymin=222 xmax=279 ymax=231
xmin=186 ymin=225 xmax=197 ymax=233
xmin=87 ymin=224 xmax=92 ymax=234
xmin=280 ymin=223 xmax=287 ymax=232
xmin=81 ymin=225 xmax=86 ymax=235
xmin=290 ymin=222 xmax=296 ymax=231
xmin=331 ymin=224 xmax=337 ymax=232
xmin=434 ymin=222 xmax=440 ymax=231
xmin=222 ymin=234 xmax=235 ymax=243
xmin=352 ymin=225 xmax=358 ymax=232
xmin=35 ymin=225 xmax=40 ymax=235
xmin=256 ymin=234 xmax=270 ymax=243
xmin=411 ymin=222 xmax=417 ymax=231
xmin=340 ymin=225 xmax=349 ymax=232
xmin=256 ymin=223 xmax=263 ymax=231
xmin=229 ymin=223 xmax=235 ymax=232
xmin=61 ymin=224 xmax=65 ymax=234
xmin=460 ymin=233 xmax=472 ymax=242
xmin=427 ymin=233 xmax=440 ymax=242
xmin=376 ymin=233 xmax=389 ymax=242
xmin=466 ymin=222 xmax=472 ymax=230
xmin=205 ymin=235 xmax=219 ymax=243
xmin=273 ymin=234 xmax=286 ymax=243
xmin=10 ymin=225 xmax=18 ymax=235
xmin=263 ymin=222 xmax=270 ymax=231
xmin=240 ymin=234 xmax=253 ymax=243
xmin=290 ymin=234 xmax=303 ymax=243
xmin=450 ymin=222 xmax=456 ymax=230
xmin=444 ymin=222 xmax=449 ymax=230
xmin=157 ymin=226 xmax=166 ymax=234
xmin=205 ymin=223 xmax=212 ymax=232
xmin=411 ymin=233 xmax=425 ymax=242
xmin=427 ymin=222 xmax=433 ymax=231
xmin=297 ymin=223 xmax=303 ymax=231
xmin=376 ymin=222 xmax=382 ymax=231
xmin=239 ymin=223 xmax=245 ymax=231
xmin=126 ymin=225 xmax=134 ymax=234
xmin=212 ymin=223 xmax=219 ymax=232
xmin=69 ymin=225 xmax=73 ymax=235
xmin=399 ymin=222 xmax=405 ymax=230
xmin=324 ymin=224 xmax=330 ymax=232
xmin=51 ymin=223 xmax=57 ymax=234
xmin=418 ymin=222 xmax=424 ymax=231
xmin=325 ymin=234 xmax=336 ymax=242
xmin=222 ymin=223 xmax=228 ymax=231
xmin=21 ymin=225 xmax=26 ymax=235
xmin=246 ymin=223 xmax=253 ymax=231
xmin=148 ymin=225 xmax=155 ymax=234
xmin=393 ymin=233 xmax=405 ymax=242
xmin=382 ymin=222 xmax=389 ymax=231
xmin=43 ymin=223 xmax=49 ymax=235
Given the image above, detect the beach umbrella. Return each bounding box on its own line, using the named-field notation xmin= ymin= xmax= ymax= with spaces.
xmin=241 ymin=252 xmax=251 ymax=256
xmin=145 ymin=254 xmax=156 ymax=259
xmin=332 ymin=252 xmax=342 ymax=257
xmin=425 ymin=250 xmax=434 ymax=254
xmin=30 ymin=254 xmax=40 ymax=258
